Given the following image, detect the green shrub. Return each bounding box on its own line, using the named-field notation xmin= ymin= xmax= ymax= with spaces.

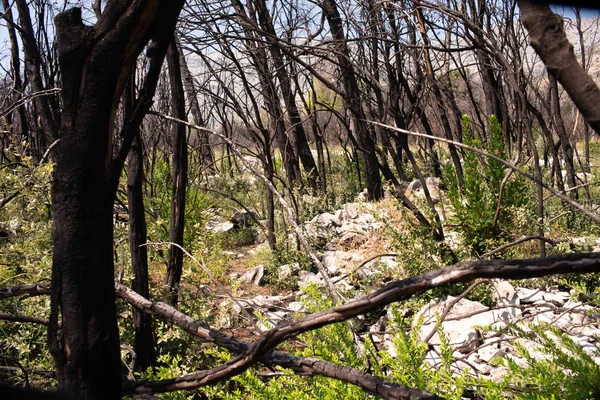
xmin=0 ymin=141 xmax=54 ymax=387
xmin=476 ymin=322 xmax=600 ymax=399
xmin=444 ymin=115 xmax=530 ymax=256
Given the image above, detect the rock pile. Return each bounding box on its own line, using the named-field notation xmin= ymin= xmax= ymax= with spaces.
xmin=224 ymin=197 xmax=600 ymax=382
xmin=375 ymin=281 xmax=600 ymax=381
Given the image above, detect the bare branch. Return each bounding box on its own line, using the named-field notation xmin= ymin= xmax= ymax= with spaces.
xmin=0 ymin=282 xmax=50 ymax=300
xmin=0 ymin=313 xmax=49 ymax=325
xmin=368 ymin=120 xmax=600 ymax=224
xmin=116 ymin=283 xmax=439 ymax=400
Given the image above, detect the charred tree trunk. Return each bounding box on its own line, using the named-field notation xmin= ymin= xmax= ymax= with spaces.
xmin=49 ymin=3 xmax=184 ymax=398
xmin=518 ymin=0 xmax=600 ymax=135
xmin=321 ymin=0 xmax=382 ymax=200
xmin=548 ymin=74 xmax=577 ymax=192
xmin=414 ymin=5 xmax=463 ymax=186
xmin=574 ymin=9 xmax=591 ymax=170
xmin=262 ymin=153 xmax=277 ymax=250
xmin=252 ymin=0 xmax=319 ymax=188
xmin=175 ymin=35 xmax=214 ymax=173
xmin=397 ymin=4 xmax=442 ymax=177
xmin=230 ymin=0 xmax=302 ymax=188
xmin=467 ymin=0 xmax=505 ymax=126
xmin=2 ymin=0 xmax=29 ymax=145
xmin=15 ymin=0 xmax=59 ymax=149
xmin=125 ymin=79 xmax=156 ymax=371
xmin=165 ymin=39 xmax=189 ymax=307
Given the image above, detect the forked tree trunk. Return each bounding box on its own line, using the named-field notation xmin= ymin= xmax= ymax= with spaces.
xmin=548 ymin=74 xmax=577 ymax=192
xmin=15 ymin=0 xmax=59 ymax=146
xmin=50 ymin=3 xmax=184 ymax=399
xmin=414 ymin=4 xmax=464 ymax=186
xmin=175 ymin=35 xmax=214 ymax=172
xmin=252 ymin=0 xmax=319 ymax=188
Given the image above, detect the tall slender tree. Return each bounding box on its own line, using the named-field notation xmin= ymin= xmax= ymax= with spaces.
xmin=165 ymin=38 xmax=189 ymax=307
xmin=125 ymin=78 xmax=156 ymax=371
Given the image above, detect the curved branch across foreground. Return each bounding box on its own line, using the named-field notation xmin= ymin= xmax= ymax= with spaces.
xmin=116 ymin=284 xmax=436 ymax=400
xmin=119 ymin=251 xmax=600 ymax=398
xmin=4 ymin=253 xmax=600 ymax=399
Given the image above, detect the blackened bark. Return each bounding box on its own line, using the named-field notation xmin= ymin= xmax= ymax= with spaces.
xmin=321 ymin=0 xmax=382 ymax=200
xmin=125 ymin=79 xmax=156 ymax=371
xmin=175 ymin=35 xmax=214 ymax=172
xmin=252 ymin=0 xmax=319 ymax=187
xmin=2 ymin=0 xmax=29 ymax=145
xmin=414 ymin=5 xmax=463 ymax=186
xmin=230 ymin=0 xmax=302 ymax=188
xmin=14 ymin=0 xmax=59 ymax=146
xmin=548 ymin=74 xmax=577 ymax=192
xmin=574 ymin=9 xmax=591 ymax=169
xmin=263 ymin=154 xmax=277 ymax=250
xmin=50 ymin=2 xmax=184 ymax=399
xmin=51 ymin=9 xmax=124 ymax=399
xmin=385 ymin=5 xmax=441 ymax=178
xmin=467 ymin=0 xmax=505 ymax=126
xmin=518 ymin=0 xmax=600 ymax=135
xmin=165 ymin=39 xmax=189 ymax=307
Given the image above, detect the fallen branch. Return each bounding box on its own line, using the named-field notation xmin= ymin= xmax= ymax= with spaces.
xmin=243 ymin=251 xmax=600 ymax=378
xmin=0 ymin=282 xmax=50 ymax=300
xmin=6 ymin=252 xmax=600 ymax=398
xmin=121 ymin=251 xmax=600 ymax=397
xmin=116 ymin=283 xmax=434 ymax=399
xmin=0 ymin=313 xmax=49 ymax=325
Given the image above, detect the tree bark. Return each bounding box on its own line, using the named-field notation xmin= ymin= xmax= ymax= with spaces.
xmin=165 ymin=39 xmax=189 ymax=308
xmin=518 ymin=0 xmax=600 ymax=135
xmin=125 ymin=78 xmax=156 ymax=371
xmin=14 ymin=0 xmax=59 ymax=147
xmin=548 ymin=73 xmax=577 ymax=192
xmin=50 ymin=2 xmax=184 ymax=399
xmin=321 ymin=0 xmax=383 ymax=200
xmin=231 ymin=0 xmax=302 ymax=188
xmin=252 ymin=0 xmax=319 ymax=188
xmin=574 ymin=8 xmax=591 ymax=170
xmin=414 ymin=4 xmax=464 ymax=186
xmin=174 ymin=35 xmax=214 ymax=172
xmin=1 ymin=0 xmax=29 ymax=146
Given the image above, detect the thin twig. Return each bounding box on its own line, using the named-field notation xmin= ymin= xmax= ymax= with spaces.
xmin=480 ymin=236 xmax=564 ymax=259
xmin=147 ymin=111 xmax=340 ymax=303
xmin=141 ymin=241 xmax=260 ymax=333
xmin=367 ymin=120 xmax=600 ymax=224
xmin=422 ymin=280 xmax=490 ymax=343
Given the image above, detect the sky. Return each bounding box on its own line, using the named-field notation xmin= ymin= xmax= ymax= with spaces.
xmin=0 ymin=2 xmax=598 ymax=73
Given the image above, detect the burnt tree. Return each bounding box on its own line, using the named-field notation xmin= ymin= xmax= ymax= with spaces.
xmin=321 ymin=0 xmax=383 ymax=200
xmin=125 ymin=78 xmax=156 ymax=371
xmin=518 ymin=0 xmax=600 ymax=135
xmin=49 ymin=2 xmax=184 ymax=399
xmin=165 ymin=38 xmax=189 ymax=307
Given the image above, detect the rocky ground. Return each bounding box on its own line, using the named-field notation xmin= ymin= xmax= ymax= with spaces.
xmin=205 ymin=179 xmax=600 ymax=384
